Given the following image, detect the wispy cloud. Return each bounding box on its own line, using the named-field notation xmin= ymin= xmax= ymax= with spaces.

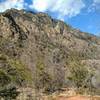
xmin=88 ymin=0 xmax=100 ymax=13
xmin=30 ymin=0 xmax=85 ymax=20
xmin=93 ymin=0 xmax=100 ymax=4
xmin=0 ymin=0 xmax=25 ymax=12
xmin=93 ymin=0 xmax=100 ymax=11
xmin=0 ymin=0 xmax=85 ymax=20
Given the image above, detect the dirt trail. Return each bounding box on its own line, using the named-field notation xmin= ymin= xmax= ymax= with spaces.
xmin=55 ymin=95 xmax=100 ymax=100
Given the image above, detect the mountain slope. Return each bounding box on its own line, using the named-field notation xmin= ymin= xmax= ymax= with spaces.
xmin=0 ymin=9 xmax=100 ymax=99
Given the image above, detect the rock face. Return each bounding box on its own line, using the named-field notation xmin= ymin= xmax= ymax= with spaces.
xmin=0 ymin=9 xmax=100 ymax=99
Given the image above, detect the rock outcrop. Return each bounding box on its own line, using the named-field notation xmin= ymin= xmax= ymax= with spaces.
xmin=0 ymin=9 xmax=100 ymax=99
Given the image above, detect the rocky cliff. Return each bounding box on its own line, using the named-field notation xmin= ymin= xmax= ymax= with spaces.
xmin=0 ymin=9 xmax=100 ymax=99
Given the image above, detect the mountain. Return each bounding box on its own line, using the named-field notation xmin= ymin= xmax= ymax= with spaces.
xmin=0 ymin=9 xmax=100 ymax=99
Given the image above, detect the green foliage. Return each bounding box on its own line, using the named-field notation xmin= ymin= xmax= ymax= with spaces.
xmin=0 ymin=70 xmax=11 ymax=87
xmin=68 ymin=63 xmax=88 ymax=88
xmin=66 ymin=51 xmax=93 ymax=93
xmin=0 ymin=86 xmax=19 ymax=100
xmin=36 ymin=59 xmax=45 ymax=71
xmin=0 ymin=53 xmax=33 ymax=99
xmin=8 ymin=59 xmax=32 ymax=84
xmin=35 ymin=58 xmax=54 ymax=93
xmin=35 ymin=58 xmax=65 ymax=94
xmin=0 ymin=54 xmax=7 ymax=61
xmin=35 ymin=59 xmax=49 ymax=89
xmin=0 ymin=53 xmax=32 ymax=86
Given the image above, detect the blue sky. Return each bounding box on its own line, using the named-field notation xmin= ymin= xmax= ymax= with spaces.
xmin=0 ymin=0 xmax=100 ymax=36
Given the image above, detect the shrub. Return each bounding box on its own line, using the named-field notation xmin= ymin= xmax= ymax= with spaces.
xmin=0 ymin=86 xmax=19 ymax=100
xmin=67 ymin=51 xmax=93 ymax=94
xmin=0 ymin=70 xmax=11 ymax=87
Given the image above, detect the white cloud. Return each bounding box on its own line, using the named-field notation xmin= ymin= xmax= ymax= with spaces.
xmin=30 ymin=0 xmax=85 ymax=19
xmin=93 ymin=0 xmax=100 ymax=10
xmin=88 ymin=0 xmax=100 ymax=12
xmin=0 ymin=0 xmax=85 ymax=20
xmin=0 ymin=0 xmax=25 ymax=12
xmin=30 ymin=0 xmax=54 ymax=12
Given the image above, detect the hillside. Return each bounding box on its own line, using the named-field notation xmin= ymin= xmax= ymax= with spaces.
xmin=0 ymin=9 xmax=100 ymax=100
